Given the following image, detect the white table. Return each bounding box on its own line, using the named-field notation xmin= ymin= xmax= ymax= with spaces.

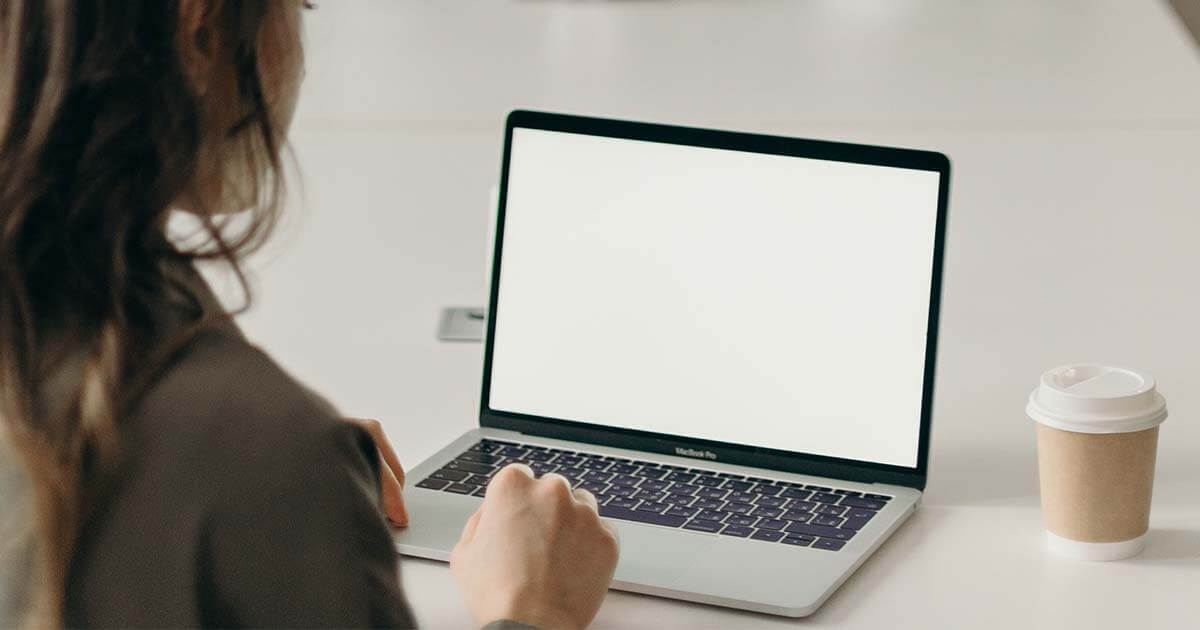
xmin=219 ymin=1 xmax=1200 ymax=627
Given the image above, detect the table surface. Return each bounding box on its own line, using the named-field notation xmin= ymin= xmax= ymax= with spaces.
xmin=212 ymin=1 xmax=1200 ymax=627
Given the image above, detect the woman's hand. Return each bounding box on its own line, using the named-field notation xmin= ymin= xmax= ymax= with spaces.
xmin=346 ymin=418 xmax=409 ymax=527
xmin=450 ymin=464 xmax=619 ymax=630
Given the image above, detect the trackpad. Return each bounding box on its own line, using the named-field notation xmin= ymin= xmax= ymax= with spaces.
xmin=610 ymin=521 xmax=713 ymax=586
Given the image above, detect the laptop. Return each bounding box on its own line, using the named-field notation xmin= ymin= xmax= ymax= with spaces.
xmin=396 ymin=110 xmax=950 ymax=617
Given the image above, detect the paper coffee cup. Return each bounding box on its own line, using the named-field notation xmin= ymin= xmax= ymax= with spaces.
xmin=1026 ymin=364 xmax=1167 ymax=561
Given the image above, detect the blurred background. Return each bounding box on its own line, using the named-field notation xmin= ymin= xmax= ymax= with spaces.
xmin=203 ymin=2 xmax=1200 ymax=624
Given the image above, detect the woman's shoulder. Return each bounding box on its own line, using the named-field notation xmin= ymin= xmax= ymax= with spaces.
xmin=72 ymin=321 xmax=410 ymax=628
xmin=128 ymin=319 xmax=364 ymax=486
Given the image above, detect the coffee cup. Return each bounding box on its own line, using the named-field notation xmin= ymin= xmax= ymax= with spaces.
xmin=1026 ymin=364 xmax=1167 ymax=561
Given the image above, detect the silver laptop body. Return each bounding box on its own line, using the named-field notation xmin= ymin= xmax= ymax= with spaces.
xmin=396 ymin=111 xmax=950 ymax=617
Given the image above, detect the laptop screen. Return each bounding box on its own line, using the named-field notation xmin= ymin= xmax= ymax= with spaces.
xmin=488 ymin=126 xmax=941 ymax=469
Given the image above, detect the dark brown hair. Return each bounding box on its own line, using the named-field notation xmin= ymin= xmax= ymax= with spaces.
xmin=0 ymin=1 xmax=291 ymax=624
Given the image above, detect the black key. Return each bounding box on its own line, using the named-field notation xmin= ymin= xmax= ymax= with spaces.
xmin=751 ymin=507 xmax=784 ymax=519
xmin=484 ymin=439 xmax=517 ymax=446
xmin=611 ymin=474 xmax=642 ymax=486
xmin=813 ymin=538 xmax=846 ymax=551
xmin=842 ymin=517 xmax=872 ymax=531
xmin=431 ymin=469 xmax=470 ymax=482
xmin=583 ymin=471 xmax=613 ymax=483
xmin=457 ymin=451 xmax=506 ymax=465
xmin=695 ymin=509 xmax=725 ymax=521
xmin=720 ymin=525 xmax=753 ymax=537
xmin=812 ymin=492 xmax=842 ymax=504
xmin=635 ymin=468 xmax=669 ymax=480
xmin=694 ymin=476 xmax=724 ymax=487
xmin=416 ymin=478 xmax=450 ymax=490
xmin=833 ymin=489 xmax=862 ymax=497
xmin=666 ymin=472 xmax=696 ymax=483
xmin=470 ymin=486 xmax=488 ymax=497
xmin=498 ymin=447 xmax=528 ymax=458
xmin=725 ymin=514 xmax=757 ymax=527
xmin=581 ymin=460 xmax=611 ymax=471
xmin=668 ymin=483 xmax=699 ymax=495
xmin=840 ymin=497 xmax=887 ymax=510
xmin=470 ymin=442 xmax=502 ymax=453
xmin=525 ymin=451 xmax=554 ymax=462
xmin=445 ymin=483 xmax=477 ymax=494
xmin=749 ymin=484 xmax=782 ymax=496
xmin=599 ymin=505 xmax=687 ymax=528
xmin=530 ymin=462 xmax=556 ymax=475
xmin=688 ymin=468 xmax=717 ymax=475
xmin=640 ymin=479 xmax=671 ymax=491
xmin=579 ymin=481 xmax=609 ymax=495
xmin=609 ymin=463 xmax=638 ymax=474
xmin=556 ymin=467 xmax=586 ymax=479
xmin=863 ymin=493 xmax=893 ymax=501
xmin=724 ymin=502 xmax=754 ymax=515
xmin=812 ymin=515 xmax=843 ymax=527
xmin=608 ymin=485 xmax=638 ymax=497
xmin=723 ymin=480 xmax=754 ymax=491
xmin=683 ymin=519 xmax=723 ymax=533
xmin=665 ymin=506 xmax=699 ymax=518
xmin=781 ymin=535 xmax=815 ymax=547
xmin=661 ymin=464 xmax=687 ymax=471
xmin=696 ymin=487 xmax=729 ymax=500
xmin=846 ymin=508 xmax=878 ymax=520
xmin=751 ymin=529 xmax=785 ymax=542
xmin=805 ymin=485 xmax=833 ymax=492
xmin=755 ymin=518 xmax=788 ymax=531
xmin=784 ymin=522 xmax=856 ymax=541
xmin=754 ymin=496 xmax=787 ymax=508
xmin=787 ymin=500 xmax=818 ymax=511
xmin=815 ymin=504 xmax=847 ymax=516
xmin=555 ymin=456 xmax=583 ymax=467
xmin=609 ymin=457 xmax=631 ymax=463
xmin=716 ymin=472 xmax=745 ymax=479
xmin=447 ymin=460 xmax=496 ymax=475
xmin=633 ymin=490 xmax=666 ymax=503
xmin=727 ymin=492 xmax=756 ymax=504
xmin=636 ymin=502 xmax=669 ymax=514
xmin=524 ymin=445 xmax=548 ymax=451
xmin=664 ymin=494 xmax=695 ymax=506
xmin=692 ymin=498 xmax=724 ymax=510
xmin=607 ymin=497 xmax=639 ymax=509
xmin=780 ymin=488 xmax=812 ymax=500
xmin=465 ymin=474 xmax=491 ymax=485
xmin=782 ymin=510 xmax=812 ymax=523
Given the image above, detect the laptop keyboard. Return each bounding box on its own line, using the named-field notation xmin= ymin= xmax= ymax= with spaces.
xmin=415 ymin=439 xmax=892 ymax=552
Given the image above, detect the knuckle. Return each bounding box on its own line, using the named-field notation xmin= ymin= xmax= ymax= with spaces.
xmin=536 ymin=477 xmax=572 ymax=510
xmin=573 ymin=490 xmax=597 ymax=510
xmin=492 ymin=464 xmax=528 ymax=486
xmin=595 ymin=527 xmax=619 ymax=559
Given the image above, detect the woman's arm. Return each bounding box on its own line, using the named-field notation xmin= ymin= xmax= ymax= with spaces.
xmin=201 ymin=420 xmax=416 ymax=628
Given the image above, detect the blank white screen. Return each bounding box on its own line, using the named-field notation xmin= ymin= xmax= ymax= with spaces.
xmin=489 ymin=128 xmax=940 ymax=468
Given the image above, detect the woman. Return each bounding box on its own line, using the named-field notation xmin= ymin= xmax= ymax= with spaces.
xmin=0 ymin=1 xmax=619 ymax=628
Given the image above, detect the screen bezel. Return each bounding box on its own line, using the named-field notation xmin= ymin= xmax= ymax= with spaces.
xmin=480 ymin=110 xmax=950 ymax=490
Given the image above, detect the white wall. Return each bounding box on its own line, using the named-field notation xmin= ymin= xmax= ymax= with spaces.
xmin=208 ymin=0 xmax=1200 ymax=511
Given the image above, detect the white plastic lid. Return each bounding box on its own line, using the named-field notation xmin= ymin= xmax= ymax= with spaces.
xmin=1026 ymin=364 xmax=1168 ymax=434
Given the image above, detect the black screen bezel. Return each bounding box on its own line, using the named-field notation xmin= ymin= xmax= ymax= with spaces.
xmin=479 ymin=110 xmax=950 ymax=490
